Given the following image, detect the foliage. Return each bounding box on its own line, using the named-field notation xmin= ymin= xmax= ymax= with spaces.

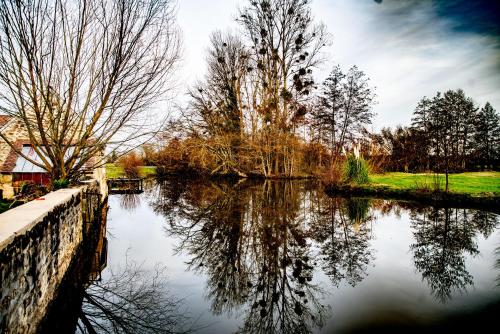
xmin=369 ymin=126 xmax=428 ymax=172
xmin=368 ymin=91 xmax=499 ymax=181
xmin=343 ymin=154 xmax=369 ymax=184
xmin=0 ymin=199 xmax=15 ymax=214
xmin=413 ymin=173 xmax=443 ymax=192
xmin=118 ymin=152 xmax=143 ymax=178
xmin=52 ymin=179 xmax=69 ymax=190
xmin=18 ymin=181 xmax=46 ymax=197
xmin=474 ymin=102 xmax=500 ymax=169
xmin=410 ymin=90 xmax=478 ymax=190
xmin=11 ymin=181 xmax=48 ymax=206
xmin=311 ymin=65 xmax=376 ymax=164
xmin=320 ymin=158 xmax=344 ymax=186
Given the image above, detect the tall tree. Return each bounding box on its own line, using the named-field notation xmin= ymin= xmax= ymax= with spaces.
xmin=0 ymin=0 xmax=180 ymax=181
xmin=474 ymin=102 xmax=500 ymax=170
xmin=312 ymin=65 xmax=375 ymax=166
xmin=238 ymin=0 xmax=330 ymax=176
xmin=412 ymin=89 xmax=478 ymax=191
xmin=186 ymin=32 xmax=250 ymax=175
xmin=411 ymin=97 xmax=433 ymax=170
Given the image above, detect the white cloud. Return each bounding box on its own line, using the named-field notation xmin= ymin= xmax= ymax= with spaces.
xmin=175 ymin=0 xmax=500 ymax=130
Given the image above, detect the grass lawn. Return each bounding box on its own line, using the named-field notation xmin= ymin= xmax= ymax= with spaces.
xmin=106 ymin=164 xmax=157 ymax=179
xmin=369 ymin=172 xmax=500 ymax=194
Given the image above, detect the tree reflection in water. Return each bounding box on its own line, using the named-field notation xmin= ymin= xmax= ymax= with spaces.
xmin=310 ymin=196 xmax=374 ymax=287
xmin=118 ymin=193 xmax=141 ymax=212
xmin=77 ymin=262 xmax=189 ymax=334
xmin=153 ymin=179 xmax=330 ymax=333
xmin=40 ymin=210 xmax=192 ymax=334
xmin=147 ymin=177 xmax=500 ymax=332
xmin=410 ymin=207 xmax=499 ymax=302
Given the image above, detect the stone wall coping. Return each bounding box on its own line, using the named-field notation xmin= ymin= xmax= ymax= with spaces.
xmin=0 ymin=188 xmax=82 ymax=251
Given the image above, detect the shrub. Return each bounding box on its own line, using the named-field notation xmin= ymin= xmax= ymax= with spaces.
xmin=118 ymin=151 xmax=143 ymax=178
xmin=321 ymin=159 xmax=344 ymax=186
xmin=52 ymin=178 xmax=69 ymax=189
xmin=413 ymin=173 xmax=443 ymax=192
xmin=344 ymin=154 xmax=370 ymax=184
xmin=15 ymin=181 xmax=47 ymax=201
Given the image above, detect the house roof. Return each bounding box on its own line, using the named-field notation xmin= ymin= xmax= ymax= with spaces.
xmin=10 ymin=146 xmax=79 ymax=174
xmin=0 ymin=115 xmax=11 ymax=128
xmin=12 ymin=146 xmax=49 ymax=173
xmin=0 ymin=140 xmax=27 ymax=173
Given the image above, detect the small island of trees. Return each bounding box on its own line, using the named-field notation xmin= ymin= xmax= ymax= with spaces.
xmin=123 ymin=0 xmax=499 ymax=199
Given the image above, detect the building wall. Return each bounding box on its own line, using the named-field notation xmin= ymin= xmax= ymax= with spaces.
xmin=0 ymin=181 xmax=106 ymax=333
xmin=0 ymin=119 xmax=29 ymax=167
xmin=0 ymin=174 xmax=13 ymax=199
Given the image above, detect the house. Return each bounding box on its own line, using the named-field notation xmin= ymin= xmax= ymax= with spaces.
xmin=0 ymin=115 xmax=39 ymax=198
xmin=1 ymin=115 xmax=94 ymax=199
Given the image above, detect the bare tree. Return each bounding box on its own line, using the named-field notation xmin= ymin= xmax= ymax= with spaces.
xmin=185 ymin=32 xmax=250 ymax=176
xmin=312 ymin=65 xmax=376 ymax=166
xmin=77 ymin=262 xmax=191 ymax=334
xmin=0 ymin=0 xmax=181 ymax=181
xmin=238 ymin=0 xmax=330 ymax=176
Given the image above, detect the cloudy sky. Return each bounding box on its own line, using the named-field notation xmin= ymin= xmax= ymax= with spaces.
xmin=176 ymin=0 xmax=500 ymax=130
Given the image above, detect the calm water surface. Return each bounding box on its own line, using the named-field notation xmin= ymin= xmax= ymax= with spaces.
xmin=84 ymin=178 xmax=500 ymax=333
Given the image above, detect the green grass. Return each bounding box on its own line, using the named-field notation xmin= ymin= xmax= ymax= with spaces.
xmin=368 ymin=172 xmax=500 ymax=195
xmin=106 ymin=164 xmax=157 ymax=179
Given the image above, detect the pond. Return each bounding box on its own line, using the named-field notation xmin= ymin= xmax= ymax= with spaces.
xmin=47 ymin=178 xmax=500 ymax=333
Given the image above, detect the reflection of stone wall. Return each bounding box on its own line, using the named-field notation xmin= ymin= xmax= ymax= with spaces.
xmin=0 ymin=181 xmax=105 ymax=333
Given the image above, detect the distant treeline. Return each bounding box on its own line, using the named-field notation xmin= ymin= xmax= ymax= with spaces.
xmin=127 ymin=87 xmax=499 ymax=178
xmin=368 ymin=90 xmax=499 ymax=173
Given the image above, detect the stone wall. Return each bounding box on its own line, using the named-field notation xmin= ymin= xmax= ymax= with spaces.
xmin=0 ymin=181 xmax=106 ymax=333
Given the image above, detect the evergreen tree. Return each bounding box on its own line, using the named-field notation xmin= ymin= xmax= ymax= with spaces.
xmin=474 ymin=102 xmax=500 ymax=169
xmin=412 ymin=89 xmax=478 ymax=191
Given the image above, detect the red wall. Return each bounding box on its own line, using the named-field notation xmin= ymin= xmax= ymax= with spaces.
xmin=13 ymin=173 xmax=51 ymax=185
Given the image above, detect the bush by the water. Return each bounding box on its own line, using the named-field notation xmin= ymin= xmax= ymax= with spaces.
xmin=344 ymin=154 xmax=370 ymax=184
xmin=118 ymin=151 xmax=143 ymax=178
xmin=52 ymin=178 xmax=69 ymax=190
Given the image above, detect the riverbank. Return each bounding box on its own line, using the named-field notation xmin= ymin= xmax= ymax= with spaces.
xmin=105 ymin=164 xmax=157 ymax=179
xmin=325 ymin=172 xmax=500 ymax=213
xmin=105 ymin=165 xmax=500 ymax=210
xmin=369 ymin=172 xmax=500 ymax=194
